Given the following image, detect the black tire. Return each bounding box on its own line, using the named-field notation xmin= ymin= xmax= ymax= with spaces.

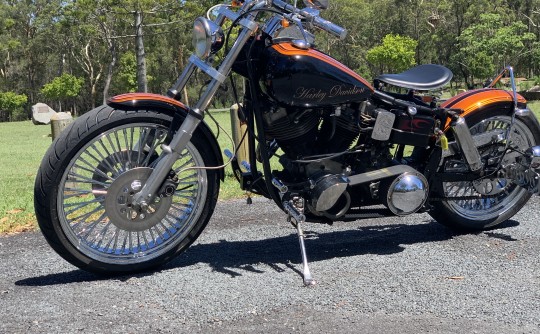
xmin=34 ymin=106 xmax=220 ymax=275
xmin=429 ymin=108 xmax=540 ymax=231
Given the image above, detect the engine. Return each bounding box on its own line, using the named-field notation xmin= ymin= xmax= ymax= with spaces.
xmin=261 ymin=102 xmax=392 ymax=218
xmin=262 ymin=104 xmax=363 ymax=160
xmin=260 ymin=101 xmax=431 ymax=219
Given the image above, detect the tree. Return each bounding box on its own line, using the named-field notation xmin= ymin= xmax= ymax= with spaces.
xmin=40 ymin=74 xmax=84 ymax=113
xmin=0 ymin=0 xmax=539 ymax=118
xmin=0 ymin=91 xmax=28 ymax=121
xmin=367 ymin=34 xmax=418 ymax=74
xmin=115 ymin=51 xmax=138 ymax=93
xmin=456 ymin=13 xmax=536 ymax=87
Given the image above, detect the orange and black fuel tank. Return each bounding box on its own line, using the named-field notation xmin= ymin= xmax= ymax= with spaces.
xmin=259 ymin=43 xmax=374 ymax=107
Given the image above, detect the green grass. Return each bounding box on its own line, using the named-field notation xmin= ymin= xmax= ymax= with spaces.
xmin=0 ymin=111 xmax=269 ymax=234
xmin=1 ymin=102 xmax=540 ymax=234
xmin=205 ymin=110 xmax=282 ymax=200
xmin=0 ymin=121 xmax=52 ymax=233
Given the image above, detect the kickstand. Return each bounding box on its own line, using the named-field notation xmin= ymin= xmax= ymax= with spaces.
xmin=294 ymin=220 xmax=316 ymax=286
xmin=284 ymin=198 xmax=316 ymax=286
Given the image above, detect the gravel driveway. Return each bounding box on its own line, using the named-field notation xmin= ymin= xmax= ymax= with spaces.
xmin=1 ymin=197 xmax=539 ymax=333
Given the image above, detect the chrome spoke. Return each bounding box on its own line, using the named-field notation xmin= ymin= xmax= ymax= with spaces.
xmin=69 ymin=206 xmax=105 ymax=229
xmin=103 ymin=226 xmax=121 ymax=254
xmin=67 ymin=172 xmax=110 ymax=188
xmin=73 ymin=163 xmax=113 ymax=182
xmin=443 ymin=115 xmax=534 ymax=220
xmin=58 ymin=122 xmax=208 ymax=265
xmin=63 ymin=197 xmax=105 ymax=208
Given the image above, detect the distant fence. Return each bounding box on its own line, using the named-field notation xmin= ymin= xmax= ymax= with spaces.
xmin=520 ymin=92 xmax=540 ymax=101
xmin=208 ymin=108 xmax=229 ymax=113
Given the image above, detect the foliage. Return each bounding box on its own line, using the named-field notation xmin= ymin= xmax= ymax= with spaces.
xmin=116 ymin=52 xmax=139 ymax=93
xmin=0 ymin=91 xmax=28 ymax=121
xmin=455 ymin=13 xmax=536 ymax=88
xmin=367 ymin=34 xmax=418 ymax=74
xmin=40 ymin=74 xmax=84 ymax=112
xmin=0 ymin=0 xmax=539 ymax=118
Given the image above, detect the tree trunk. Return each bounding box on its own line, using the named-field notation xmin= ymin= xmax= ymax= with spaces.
xmin=135 ymin=10 xmax=148 ymax=93
xmin=102 ymin=42 xmax=117 ymax=104
xmin=178 ymin=46 xmax=189 ymax=105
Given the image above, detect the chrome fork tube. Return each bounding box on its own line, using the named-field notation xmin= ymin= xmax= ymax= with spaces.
xmin=132 ymin=115 xmax=203 ymax=207
xmin=133 ymin=16 xmax=259 ymax=206
xmin=167 ymin=62 xmax=197 ymax=99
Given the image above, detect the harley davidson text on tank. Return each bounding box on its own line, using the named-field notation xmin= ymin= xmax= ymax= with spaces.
xmin=35 ymin=0 xmax=540 ymax=285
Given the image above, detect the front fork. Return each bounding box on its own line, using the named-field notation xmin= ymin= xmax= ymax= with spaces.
xmin=131 ymin=4 xmax=261 ymax=207
xmin=132 ymin=114 xmax=203 ymax=207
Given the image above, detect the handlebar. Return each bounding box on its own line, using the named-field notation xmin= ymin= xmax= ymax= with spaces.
xmin=311 ymin=15 xmax=347 ymax=40
xmin=271 ymin=0 xmax=347 ymax=40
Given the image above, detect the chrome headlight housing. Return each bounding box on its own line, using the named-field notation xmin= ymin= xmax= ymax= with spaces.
xmin=192 ymin=17 xmax=225 ymax=59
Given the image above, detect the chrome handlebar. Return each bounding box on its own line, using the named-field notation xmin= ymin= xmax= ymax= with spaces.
xmin=311 ymin=15 xmax=347 ymax=40
xmin=271 ymin=0 xmax=347 ymax=40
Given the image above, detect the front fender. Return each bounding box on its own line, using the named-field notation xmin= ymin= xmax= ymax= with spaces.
xmin=441 ymin=88 xmax=527 ymax=130
xmin=107 ymin=93 xmax=224 ymax=180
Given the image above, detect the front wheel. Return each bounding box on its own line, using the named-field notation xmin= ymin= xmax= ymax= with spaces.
xmin=429 ymin=108 xmax=540 ymax=231
xmin=34 ymin=106 xmax=220 ymax=274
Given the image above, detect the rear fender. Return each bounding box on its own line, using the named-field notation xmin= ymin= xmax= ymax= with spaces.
xmin=441 ymin=88 xmax=527 ymax=130
xmin=107 ymin=93 xmax=224 ymax=180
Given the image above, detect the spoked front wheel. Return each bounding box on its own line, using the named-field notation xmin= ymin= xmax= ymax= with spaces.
xmin=430 ymin=109 xmax=540 ymax=231
xmin=35 ymin=106 xmax=220 ymax=274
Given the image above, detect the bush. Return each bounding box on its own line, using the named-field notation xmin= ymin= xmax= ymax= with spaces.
xmin=0 ymin=91 xmax=28 ymax=122
xmin=41 ymin=74 xmax=84 ymax=112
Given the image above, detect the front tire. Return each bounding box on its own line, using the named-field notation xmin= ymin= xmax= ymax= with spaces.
xmin=34 ymin=106 xmax=220 ymax=274
xmin=430 ymin=108 xmax=540 ymax=231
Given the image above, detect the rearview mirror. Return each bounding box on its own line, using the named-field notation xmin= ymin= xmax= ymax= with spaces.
xmin=303 ymin=0 xmax=329 ymax=10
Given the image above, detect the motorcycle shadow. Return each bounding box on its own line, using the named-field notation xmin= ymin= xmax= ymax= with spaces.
xmin=16 ymin=219 xmax=519 ymax=286
xmin=165 ymin=218 xmax=520 ymax=279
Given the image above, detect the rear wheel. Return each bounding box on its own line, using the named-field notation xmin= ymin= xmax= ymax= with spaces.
xmin=34 ymin=106 xmax=220 ymax=274
xmin=430 ymin=109 xmax=540 ymax=231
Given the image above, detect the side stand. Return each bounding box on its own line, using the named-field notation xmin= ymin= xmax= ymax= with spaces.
xmin=283 ymin=198 xmax=316 ymax=286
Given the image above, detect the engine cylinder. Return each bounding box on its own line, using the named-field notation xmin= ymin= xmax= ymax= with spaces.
xmin=263 ymin=108 xmax=320 ymax=158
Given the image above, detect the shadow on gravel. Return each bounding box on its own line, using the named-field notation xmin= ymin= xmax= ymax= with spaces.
xmin=14 ymin=219 xmax=520 ymax=285
xmin=15 ymin=270 xmax=105 ymax=286
xmin=14 ymin=269 xmax=154 ymax=287
xmin=164 ymin=219 xmax=520 ymax=279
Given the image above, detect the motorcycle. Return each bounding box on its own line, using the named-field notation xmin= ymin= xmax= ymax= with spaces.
xmin=35 ymin=0 xmax=540 ymax=285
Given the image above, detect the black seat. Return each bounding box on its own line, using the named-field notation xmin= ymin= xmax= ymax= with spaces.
xmin=376 ymin=64 xmax=453 ymax=91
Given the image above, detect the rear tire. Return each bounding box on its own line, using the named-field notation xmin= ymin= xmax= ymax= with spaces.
xmin=429 ymin=108 xmax=540 ymax=231
xmin=34 ymin=106 xmax=220 ymax=274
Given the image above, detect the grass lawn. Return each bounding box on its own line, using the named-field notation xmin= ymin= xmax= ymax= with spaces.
xmin=1 ymin=101 xmax=540 ymax=234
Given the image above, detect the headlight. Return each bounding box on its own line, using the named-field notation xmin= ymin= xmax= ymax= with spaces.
xmin=192 ymin=17 xmax=224 ymax=59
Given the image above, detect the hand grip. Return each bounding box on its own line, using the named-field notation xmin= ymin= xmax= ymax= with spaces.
xmin=312 ymin=16 xmax=347 ymax=40
xmin=272 ymin=0 xmax=347 ymax=40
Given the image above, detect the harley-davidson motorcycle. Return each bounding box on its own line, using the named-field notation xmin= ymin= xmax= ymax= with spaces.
xmin=35 ymin=0 xmax=540 ymax=285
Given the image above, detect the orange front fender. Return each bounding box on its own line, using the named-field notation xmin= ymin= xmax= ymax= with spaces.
xmin=107 ymin=93 xmax=224 ymax=180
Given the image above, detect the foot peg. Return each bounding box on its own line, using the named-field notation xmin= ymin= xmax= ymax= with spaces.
xmin=283 ymin=198 xmax=316 ymax=286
